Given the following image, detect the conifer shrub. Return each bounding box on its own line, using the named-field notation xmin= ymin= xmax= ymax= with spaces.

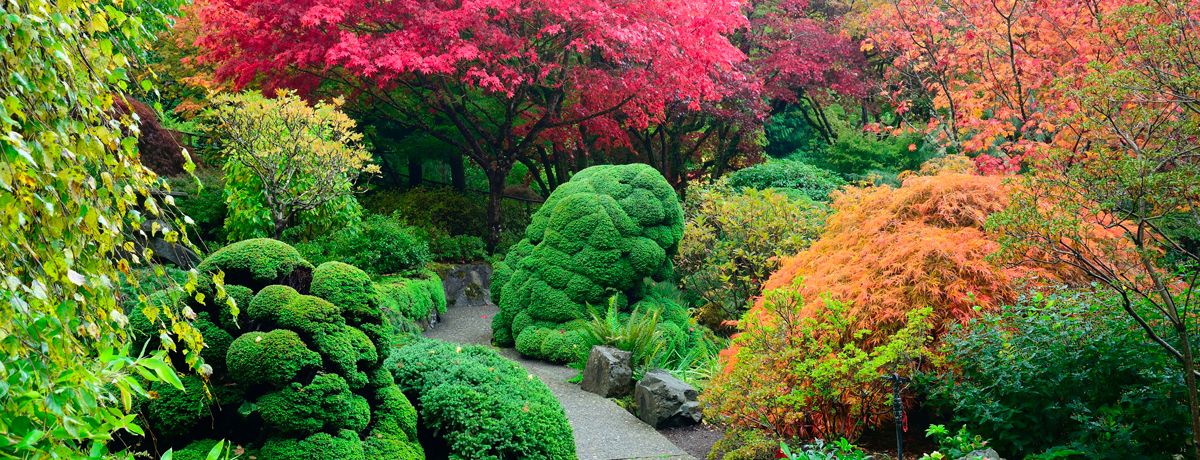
xmin=134 ymin=239 xmax=423 ymax=459
xmin=389 ymin=339 xmax=576 ymax=459
xmin=491 ymin=164 xmax=684 ymax=360
xmin=726 ymin=159 xmax=846 ymax=201
xmin=197 ymin=238 xmax=314 ymax=291
xmin=375 ymin=273 xmax=447 ymax=331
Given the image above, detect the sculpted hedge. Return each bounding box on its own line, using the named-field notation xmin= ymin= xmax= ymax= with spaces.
xmin=490 ymin=164 xmax=685 ymax=359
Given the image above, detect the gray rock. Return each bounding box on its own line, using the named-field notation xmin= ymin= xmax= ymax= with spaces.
xmin=437 ymin=263 xmax=493 ymax=309
xmin=959 ymin=449 xmax=1004 ymax=460
xmin=139 ymin=218 xmax=200 ymax=269
xmin=634 ymin=370 xmax=701 ymax=428
xmin=581 ymin=346 xmax=633 ymax=397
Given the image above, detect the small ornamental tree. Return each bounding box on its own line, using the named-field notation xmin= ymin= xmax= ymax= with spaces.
xmin=708 ymin=166 xmax=1091 ymax=441
xmin=191 ymin=0 xmax=748 ymax=251
xmin=208 ymin=91 xmax=378 ymax=239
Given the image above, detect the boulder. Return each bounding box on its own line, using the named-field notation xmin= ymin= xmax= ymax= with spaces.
xmin=959 ymin=449 xmax=1004 ymax=460
xmin=634 ymin=370 xmax=701 ymax=428
xmin=580 ymin=346 xmax=633 ymax=397
xmin=438 ymin=263 xmax=492 ymax=308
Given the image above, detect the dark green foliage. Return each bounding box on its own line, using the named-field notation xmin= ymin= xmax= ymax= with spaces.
xmin=493 ymin=164 xmax=684 ymax=356
xmin=145 ymin=376 xmax=210 ymax=439
xmin=172 ymin=439 xmax=221 ymax=460
xmin=311 ymin=261 xmax=383 ymax=325
xmin=248 ymin=284 xmax=298 ymax=324
xmin=295 ymin=214 xmax=431 ymax=276
xmin=426 ymin=233 xmax=487 ymax=263
xmin=257 ymin=374 xmax=369 ymax=435
xmin=726 ymin=160 xmax=846 ymax=202
xmin=277 ymin=295 xmax=345 ymax=337
xmin=195 ymin=315 xmax=234 ymax=373
xmin=167 ymin=168 xmax=227 ymax=244
xmin=923 ymin=290 xmax=1191 ymax=459
xmin=389 ymin=339 xmax=576 ymax=459
xmin=197 ymin=238 xmax=314 ymax=290
xmin=226 ymin=329 xmax=321 ymax=387
xmin=818 ymin=129 xmax=927 ymax=178
xmin=216 ymin=284 xmax=253 ymax=331
xmin=371 ymin=385 xmax=419 ymax=441
xmin=312 ymin=325 xmax=377 ymax=390
xmin=259 ymin=430 xmax=366 ymax=460
xmin=360 ymin=187 xmax=535 ymax=258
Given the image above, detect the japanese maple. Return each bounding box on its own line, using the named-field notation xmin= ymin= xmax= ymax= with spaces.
xmin=191 ymin=0 xmax=749 ymax=249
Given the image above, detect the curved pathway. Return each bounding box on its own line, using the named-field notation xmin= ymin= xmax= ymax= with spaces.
xmin=424 ymin=301 xmax=694 ymax=460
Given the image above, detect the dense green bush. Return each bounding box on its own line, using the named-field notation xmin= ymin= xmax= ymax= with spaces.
xmin=134 ymin=239 xmax=424 ymax=459
xmin=376 ymin=273 xmax=447 ymax=332
xmin=389 ymin=339 xmax=576 ymax=459
xmin=295 ymin=214 xmax=431 ymax=276
xmin=360 ymin=187 xmax=536 ymax=257
xmin=676 ymin=184 xmax=827 ymax=331
xmin=726 ymin=160 xmax=845 ymax=202
xmin=923 ymin=290 xmax=1190 ymax=458
xmin=491 ymin=164 xmax=684 ymax=356
xmin=166 ymin=168 xmax=228 ymax=245
xmin=197 ymin=238 xmax=314 ymax=290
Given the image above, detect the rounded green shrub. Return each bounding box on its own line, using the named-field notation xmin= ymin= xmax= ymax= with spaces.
xmin=226 ymin=329 xmax=321 ymax=387
xmin=312 ymin=325 xmax=377 ymax=390
xmin=197 ymin=238 xmax=314 ymax=291
xmin=493 ymin=164 xmax=683 ymax=352
xmin=371 ymin=385 xmax=419 ymax=441
xmin=277 ymin=294 xmax=344 ymax=337
xmin=145 ymin=376 xmax=210 ymax=439
xmin=195 ymin=314 xmax=234 ymax=373
xmin=515 ymin=327 xmax=552 ymax=358
xmin=363 ymin=433 xmax=424 ymax=460
xmin=389 ymin=339 xmax=576 ymax=459
xmin=257 ymin=373 xmax=369 ymax=436
xmin=259 ymin=430 xmax=365 ymax=460
xmin=297 ymin=214 xmax=431 ymax=276
xmin=726 ymin=159 xmax=846 ymax=201
xmin=247 ymin=284 xmax=298 ymax=324
xmin=215 ymin=284 xmax=253 ymax=331
xmin=311 ymin=261 xmax=381 ymax=325
xmin=173 ymin=439 xmax=221 ymax=460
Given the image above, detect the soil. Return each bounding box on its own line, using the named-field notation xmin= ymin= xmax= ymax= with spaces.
xmin=660 ymin=423 xmax=725 ymax=459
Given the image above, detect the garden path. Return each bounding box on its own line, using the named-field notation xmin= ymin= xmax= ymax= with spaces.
xmin=424 ymin=301 xmax=695 ymax=460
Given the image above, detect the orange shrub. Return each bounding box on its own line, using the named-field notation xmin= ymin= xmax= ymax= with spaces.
xmin=706 ymin=169 xmax=1087 ymax=442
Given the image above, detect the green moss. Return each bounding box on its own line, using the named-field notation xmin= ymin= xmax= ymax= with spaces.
xmin=248 ymin=284 xmax=299 ymax=324
xmin=371 ymin=385 xmax=418 ymax=441
xmin=493 ymin=165 xmax=682 ymax=356
xmin=311 ymin=261 xmax=382 ymax=325
xmin=257 ymin=373 xmax=369 ymax=436
xmin=259 ymin=430 xmax=365 ymax=460
xmin=197 ymin=238 xmax=314 ymax=291
xmin=226 ymin=329 xmax=321 ymax=387
xmin=363 ymin=433 xmax=424 ymax=460
xmin=145 ymin=375 xmax=210 ymax=439
xmin=277 ymin=294 xmax=345 ymax=337
xmin=313 ymin=325 xmax=376 ymax=390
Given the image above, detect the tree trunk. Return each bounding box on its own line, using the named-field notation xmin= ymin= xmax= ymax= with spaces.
xmin=449 ymin=151 xmax=467 ymax=191
xmin=1177 ymin=323 xmax=1200 ymax=460
xmin=271 ymin=210 xmax=288 ymax=239
xmin=485 ymin=168 xmax=509 ymax=254
xmin=407 ymin=156 xmax=423 ymax=188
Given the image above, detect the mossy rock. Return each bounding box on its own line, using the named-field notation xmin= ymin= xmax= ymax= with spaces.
xmin=226 ymin=329 xmax=321 ymax=387
xmin=259 ymin=430 xmax=365 ymax=460
xmin=257 ymin=373 xmax=369 ymax=436
xmin=197 ymin=238 xmax=314 ymax=292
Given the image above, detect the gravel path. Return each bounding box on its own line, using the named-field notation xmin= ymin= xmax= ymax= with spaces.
xmin=424 ymin=301 xmax=694 ymax=460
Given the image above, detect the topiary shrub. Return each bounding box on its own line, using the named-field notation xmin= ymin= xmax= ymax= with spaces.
xmin=491 ymin=164 xmax=684 ymax=358
xmin=137 ymin=239 xmax=424 ymax=458
xmin=197 ymin=238 xmax=314 ymax=291
xmin=726 ymin=160 xmax=846 ymax=202
xmin=389 ymin=339 xmax=576 ymax=459
xmin=226 ymin=329 xmax=322 ymax=387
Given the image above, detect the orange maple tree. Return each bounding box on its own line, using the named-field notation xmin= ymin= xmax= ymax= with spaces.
xmin=706 ymin=163 xmax=1091 ymax=440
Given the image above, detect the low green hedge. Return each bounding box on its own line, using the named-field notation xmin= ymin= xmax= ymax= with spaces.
xmin=376 ymin=273 xmax=446 ymax=332
xmin=388 ymin=339 xmax=576 ymax=459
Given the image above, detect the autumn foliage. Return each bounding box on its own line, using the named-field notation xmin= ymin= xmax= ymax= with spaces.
xmin=707 ymin=165 xmax=1089 ymax=440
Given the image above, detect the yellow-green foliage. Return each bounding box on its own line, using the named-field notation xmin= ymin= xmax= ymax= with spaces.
xmin=0 ymin=0 xmax=204 ymax=454
xmin=198 ymin=238 xmax=314 ymax=290
xmin=492 ymin=164 xmax=684 ymax=356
